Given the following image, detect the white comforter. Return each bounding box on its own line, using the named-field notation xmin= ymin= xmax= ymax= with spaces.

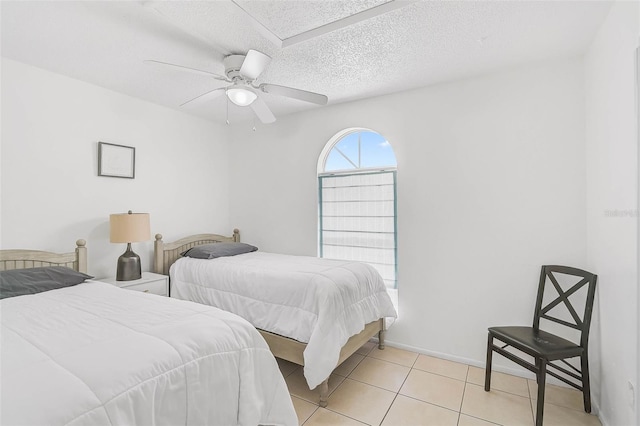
xmin=0 ymin=282 xmax=297 ymax=426
xmin=171 ymin=252 xmax=397 ymax=389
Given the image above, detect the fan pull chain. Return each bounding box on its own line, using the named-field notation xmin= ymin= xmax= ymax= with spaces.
xmin=226 ymin=97 xmax=230 ymax=125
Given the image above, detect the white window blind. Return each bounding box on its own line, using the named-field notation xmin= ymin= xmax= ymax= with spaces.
xmin=319 ymin=171 xmax=397 ymax=289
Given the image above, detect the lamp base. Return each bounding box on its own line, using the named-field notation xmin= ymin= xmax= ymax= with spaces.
xmin=116 ymin=243 xmax=142 ymax=281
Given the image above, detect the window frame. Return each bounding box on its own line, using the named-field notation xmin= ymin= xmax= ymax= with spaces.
xmin=317 ymin=128 xmax=397 ymax=175
xmin=317 ymin=128 xmax=398 ymax=289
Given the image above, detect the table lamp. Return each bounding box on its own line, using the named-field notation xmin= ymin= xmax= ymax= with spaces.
xmin=110 ymin=210 xmax=151 ymax=281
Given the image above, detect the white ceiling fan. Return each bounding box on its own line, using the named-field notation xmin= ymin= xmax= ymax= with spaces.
xmin=145 ymin=49 xmax=328 ymax=124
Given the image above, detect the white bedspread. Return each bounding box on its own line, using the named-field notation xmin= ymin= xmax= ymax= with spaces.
xmin=171 ymin=252 xmax=397 ymax=389
xmin=0 ymin=282 xmax=297 ymax=426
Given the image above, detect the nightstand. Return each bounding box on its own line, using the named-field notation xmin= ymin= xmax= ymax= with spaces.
xmin=100 ymin=272 xmax=169 ymax=296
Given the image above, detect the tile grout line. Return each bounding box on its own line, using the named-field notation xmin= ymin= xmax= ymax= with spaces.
xmin=527 ymin=378 xmax=536 ymax=423
xmin=321 ymin=406 xmax=370 ymax=425
xmin=377 ymin=389 xmax=400 ymax=426
xmin=468 ymin=366 xmax=538 ymax=399
xmin=376 ymin=351 xmax=419 ymax=426
xmin=300 ymin=403 xmax=319 ymax=426
xmin=342 ymin=351 xmax=413 ymax=394
xmin=456 ymin=366 xmax=470 ymax=425
xmin=397 ymin=393 xmax=464 ymax=416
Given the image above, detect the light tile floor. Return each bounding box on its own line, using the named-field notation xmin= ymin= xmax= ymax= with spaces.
xmin=278 ymin=342 xmax=602 ymax=426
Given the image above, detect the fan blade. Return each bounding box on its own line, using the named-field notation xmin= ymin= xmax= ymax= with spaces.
xmin=259 ymin=83 xmax=328 ymax=105
xmin=145 ymin=60 xmax=228 ymax=81
xmin=180 ymin=87 xmax=226 ymax=107
xmin=249 ymin=94 xmax=276 ymax=124
xmin=239 ymin=49 xmax=271 ymax=80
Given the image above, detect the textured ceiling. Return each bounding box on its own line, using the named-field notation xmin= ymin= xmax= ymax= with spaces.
xmin=1 ymin=1 xmax=612 ymax=125
xmin=235 ymin=0 xmax=391 ymax=39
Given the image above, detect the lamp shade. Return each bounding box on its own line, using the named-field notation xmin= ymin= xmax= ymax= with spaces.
xmin=110 ymin=212 xmax=151 ymax=243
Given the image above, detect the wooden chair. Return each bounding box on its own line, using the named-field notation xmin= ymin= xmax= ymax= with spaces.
xmin=484 ymin=265 xmax=597 ymax=426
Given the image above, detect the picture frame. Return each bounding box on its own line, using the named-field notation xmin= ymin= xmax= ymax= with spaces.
xmin=98 ymin=142 xmax=135 ymax=179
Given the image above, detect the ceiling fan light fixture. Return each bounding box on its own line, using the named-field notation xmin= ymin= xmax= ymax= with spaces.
xmin=226 ymin=87 xmax=257 ymax=107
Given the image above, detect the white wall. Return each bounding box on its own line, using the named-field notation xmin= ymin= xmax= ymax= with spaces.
xmin=585 ymin=1 xmax=639 ymax=425
xmin=3 ymin=18 xmax=634 ymax=421
xmin=1 ymin=58 xmax=231 ymax=278
xmin=229 ymin=57 xmax=588 ymax=371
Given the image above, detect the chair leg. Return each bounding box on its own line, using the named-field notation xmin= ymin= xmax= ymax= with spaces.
xmin=535 ymin=360 xmax=546 ymax=426
xmin=581 ymin=353 xmax=592 ymax=413
xmin=484 ymin=333 xmax=493 ymax=391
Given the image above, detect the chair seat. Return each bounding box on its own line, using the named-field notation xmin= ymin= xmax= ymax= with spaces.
xmin=489 ymin=326 xmax=583 ymax=360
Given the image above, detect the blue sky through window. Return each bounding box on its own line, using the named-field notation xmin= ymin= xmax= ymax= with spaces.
xmin=324 ymin=131 xmax=396 ymax=172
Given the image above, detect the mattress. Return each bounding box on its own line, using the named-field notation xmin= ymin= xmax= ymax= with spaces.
xmin=0 ymin=281 xmax=297 ymax=426
xmin=170 ymin=251 xmax=397 ymax=388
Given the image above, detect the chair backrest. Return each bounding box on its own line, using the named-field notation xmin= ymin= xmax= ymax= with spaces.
xmin=532 ymin=265 xmax=598 ymax=349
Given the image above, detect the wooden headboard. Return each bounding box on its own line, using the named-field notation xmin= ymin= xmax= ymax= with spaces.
xmin=0 ymin=240 xmax=88 ymax=273
xmin=153 ymin=229 xmax=240 ymax=275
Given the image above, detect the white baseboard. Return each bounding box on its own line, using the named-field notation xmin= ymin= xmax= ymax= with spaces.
xmin=593 ymin=403 xmax=606 ymax=425
xmin=380 ymin=338 xmax=536 ymax=379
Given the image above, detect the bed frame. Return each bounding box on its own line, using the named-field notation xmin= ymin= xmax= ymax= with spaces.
xmin=154 ymin=230 xmax=385 ymax=407
xmin=0 ymin=240 xmax=87 ymax=273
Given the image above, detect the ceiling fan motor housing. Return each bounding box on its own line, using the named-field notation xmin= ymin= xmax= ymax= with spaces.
xmin=224 ymin=54 xmax=247 ymax=80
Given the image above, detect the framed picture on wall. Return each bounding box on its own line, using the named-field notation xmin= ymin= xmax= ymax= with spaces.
xmin=98 ymin=142 xmax=135 ymax=179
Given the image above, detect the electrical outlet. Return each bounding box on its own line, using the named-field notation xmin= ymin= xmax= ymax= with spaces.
xmin=628 ymin=381 xmax=636 ymax=408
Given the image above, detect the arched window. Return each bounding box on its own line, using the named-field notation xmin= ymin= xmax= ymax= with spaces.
xmin=318 ymin=128 xmax=398 ymax=291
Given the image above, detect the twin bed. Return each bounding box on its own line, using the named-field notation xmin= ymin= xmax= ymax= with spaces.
xmin=0 ymin=240 xmax=297 ymax=425
xmin=2 ymin=228 xmax=396 ymax=424
xmin=154 ymin=229 xmax=397 ymax=407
